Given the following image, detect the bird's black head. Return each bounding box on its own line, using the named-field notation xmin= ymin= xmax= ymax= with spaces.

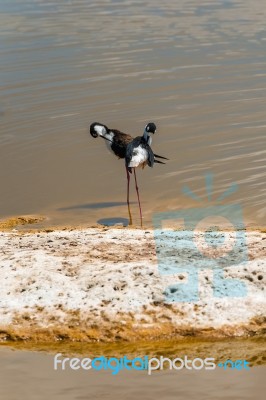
xmin=90 ymin=122 xmax=109 ymax=138
xmin=145 ymin=122 xmax=156 ymax=134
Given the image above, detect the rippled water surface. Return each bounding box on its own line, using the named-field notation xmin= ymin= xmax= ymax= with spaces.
xmin=1 ymin=0 xmax=266 ymax=227
xmin=0 ymin=348 xmax=265 ymax=400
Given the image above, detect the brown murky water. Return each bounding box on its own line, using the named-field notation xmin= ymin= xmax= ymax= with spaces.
xmin=1 ymin=0 xmax=266 ymax=228
xmin=0 ymin=347 xmax=265 ymax=400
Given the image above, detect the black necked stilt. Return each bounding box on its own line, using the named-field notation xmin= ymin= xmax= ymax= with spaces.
xmin=90 ymin=122 xmax=168 ymax=226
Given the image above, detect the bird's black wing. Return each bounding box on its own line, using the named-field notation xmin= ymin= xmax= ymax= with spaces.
xmin=146 ymin=144 xmax=155 ymax=167
xmin=103 ymin=129 xmax=132 ymax=159
xmin=134 ymin=135 xmax=169 ymax=161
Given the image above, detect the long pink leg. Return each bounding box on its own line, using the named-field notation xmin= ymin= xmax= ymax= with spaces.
xmin=133 ymin=168 xmax=143 ymax=227
xmin=126 ymin=166 xmax=133 ymax=225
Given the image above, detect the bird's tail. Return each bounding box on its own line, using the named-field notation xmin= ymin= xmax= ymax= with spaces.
xmin=154 ymin=159 xmax=166 ymax=164
xmin=153 ymin=153 xmax=169 ymax=160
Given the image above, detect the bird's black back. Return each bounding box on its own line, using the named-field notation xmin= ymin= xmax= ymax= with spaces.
xmin=109 ymin=129 xmax=132 ymax=159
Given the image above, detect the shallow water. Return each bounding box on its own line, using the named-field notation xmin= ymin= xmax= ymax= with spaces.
xmin=1 ymin=0 xmax=266 ymax=228
xmin=0 ymin=347 xmax=265 ymax=400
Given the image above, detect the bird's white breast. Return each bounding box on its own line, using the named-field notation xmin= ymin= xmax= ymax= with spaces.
xmin=128 ymin=146 xmax=148 ymax=168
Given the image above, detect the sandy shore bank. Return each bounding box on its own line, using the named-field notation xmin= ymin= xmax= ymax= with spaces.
xmin=0 ymin=220 xmax=265 ymax=342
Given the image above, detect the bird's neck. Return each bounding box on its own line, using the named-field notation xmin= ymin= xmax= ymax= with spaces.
xmin=102 ymin=131 xmax=115 ymax=153
xmin=143 ymin=130 xmax=152 ymax=145
xmin=98 ymin=129 xmax=114 ymax=144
